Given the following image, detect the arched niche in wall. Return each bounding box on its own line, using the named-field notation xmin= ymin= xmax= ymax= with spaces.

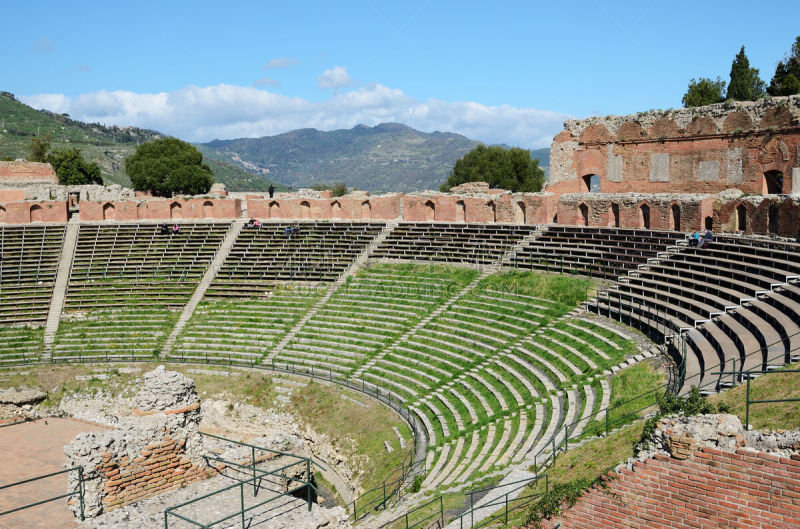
xmin=764 ymin=170 xmax=784 ymax=194
xmin=0 ymin=205 xmax=5 ymax=222
xmin=170 ymin=202 xmax=182 ymax=219
xmin=487 ymin=201 xmax=496 ymax=222
xmin=455 ymin=200 xmax=466 ymax=222
xmin=639 ymin=203 xmax=651 ymax=229
xmin=330 ymin=200 xmax=342 ymax=218
xmin=578 ymin=203 xmax=589 ymax=227
xmin=202 ymin=201 xmax=214 ymax=218
xmin=269 ymin=201 xmax=280 ymax=217
xmin=704 ymin=216 xmax=714 ymax=230
xmin=514 ymin=201 xmax=526 ymax=224
xmin=30 ymin=204 xmax=42 ymax=223
xmin=299 ymin=201 xmax=311 ymax=219
xmin=768 ymin=205 xmax=779 ymax=234
xmin=424 ymin=200 xmax=435 ymax=221
xmin=361 ymin=201 xmax=371 ymax=219
xmin=582 ymin=174 xmax=601 ymax=193
xmin=735 ymin=204 xmax=747 ymax=232
xmin=103 ymin=202 xmax=116 ymax=220
xmin=611 ymin=203 xmax=620 ymax=228
xmin=670 ymin=203 xmax=681 ymax=231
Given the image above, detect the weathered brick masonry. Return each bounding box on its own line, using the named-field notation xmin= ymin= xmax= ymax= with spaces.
xmin=541 ymin=447 xmax=800 ymax=529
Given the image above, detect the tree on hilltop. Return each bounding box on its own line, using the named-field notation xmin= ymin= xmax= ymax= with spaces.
xmin=125 ymin=138 xmax=214 ymax=197
xmin=440 ymin=145 xmax=545 ymax=193
xmin=767 ymin=36 xmax=800 ymax=96
xmin=682 ymin=77 xmax=726 ymax=107
xmin=47 ymin=148 xmax=103 ymax=185
xmin=726 ymin=46 xmax=766 ymax=101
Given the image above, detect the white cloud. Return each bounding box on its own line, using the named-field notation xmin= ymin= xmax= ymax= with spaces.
xmin=317 ymin=66 xmax=352 ymax=89
xmin=263 ymin=57 xmax=298 ymax=69
xmin=253 ymin=77 xmax=281 ymax=88
xmin=29 ymin=37 xmax=54 ymax=52
xmin=19 ymin=83 xmax=569 ymax=148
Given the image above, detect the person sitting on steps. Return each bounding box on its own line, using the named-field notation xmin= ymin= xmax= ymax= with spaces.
xmin=688 ymin=230 xmax=700 ymax=247
xmin=698 ymin=228 xmax=713 ymax=249
xmin=172 ymin=224 xmax=180 ymax=234
xmin=160 ymin=223 xmax=170 ymax=235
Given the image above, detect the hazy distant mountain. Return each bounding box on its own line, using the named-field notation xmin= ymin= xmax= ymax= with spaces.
xmin=200 ymin=123 xmax=550 ymax=193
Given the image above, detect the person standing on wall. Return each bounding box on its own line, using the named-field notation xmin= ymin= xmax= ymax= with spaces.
xmin=268 ymin=184 xmax=275 ymax=198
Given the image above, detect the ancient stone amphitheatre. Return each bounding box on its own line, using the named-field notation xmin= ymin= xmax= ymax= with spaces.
xmin=1 ymin=96 xmax=800 ymax=528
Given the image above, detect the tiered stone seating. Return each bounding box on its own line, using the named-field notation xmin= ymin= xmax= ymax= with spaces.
xmin=274 ymin=264 xmax=478 ymax=374
xmin=52 ymin=308 xmax=178 ymax=362
xmin=371 ymin=223 xmax=536 ymax=265
xmin=593 ymin=236 xmax=800 ymax=391
xmin=0 ymin=225 xmax=65 ymax=324
xmin=210 ymin=222 xmax=384 ymax=294
xmin=508 ymin=226 xmax=681 ymax=280
xmin=169 ymin=285 xmax=325 ymax=365
xmin=0 ymin=325 xmax=44 ymax=364
xmin=65 ymin=223 xmax=229 ymax=310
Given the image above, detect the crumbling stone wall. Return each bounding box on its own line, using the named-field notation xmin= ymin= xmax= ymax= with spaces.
xmin=541 ymin=415 xmax=800 ymax=529
xmin=548 ymin=96 xmax=800 ymax=196
xmin=64 ymin=367 xmax=213 ymax=517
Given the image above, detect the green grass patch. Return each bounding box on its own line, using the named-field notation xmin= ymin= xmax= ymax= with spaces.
xmin=708 ymin=362 xmax=800 ymax=430
xmin=477 ymin=270 xmax=595 ymax=306
xmin=605 ymin=362 xmax=666 ymax=427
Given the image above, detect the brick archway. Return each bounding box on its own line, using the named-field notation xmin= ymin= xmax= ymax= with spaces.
xmin=202 ymin=201 xmax=214 ymax=218
xmin=102 ymin=203 xmax=116 ymax=220
xmin=170 ymin=202 xmax=182 ymax=219
xmin=30 ymin=204 xmax=42 ymax=222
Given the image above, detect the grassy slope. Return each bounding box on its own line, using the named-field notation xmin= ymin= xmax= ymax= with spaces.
xmin=0 ymin=92 xmax=276 ymax=191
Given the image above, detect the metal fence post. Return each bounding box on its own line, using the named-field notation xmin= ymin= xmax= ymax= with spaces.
xmin=251 ymin=446 xmax=257 ymax=496
xmin=240 ymin=482 xmax=246 ymax=529
xmin=307 ymin=459 xmax=312 ymax=512
xmin=745 ymin=376 xmax=751 ymax=430
xmin=78 ymin=466 xmax=85 ymax=521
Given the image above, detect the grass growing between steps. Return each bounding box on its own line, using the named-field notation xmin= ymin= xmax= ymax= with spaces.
xmin=708 ymin=361 xmax=800 ymax=430
xmin=290 ymin=379 xmax=413 ymax=494
xmin=477 ymin=270 xmax=594 ymax=307
xmin=605 ymin=361 xmax=666 ymax=427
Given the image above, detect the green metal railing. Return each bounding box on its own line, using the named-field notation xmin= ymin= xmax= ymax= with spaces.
xmin=164 ymin=433 xmax=322 ymax=529
xmin=351 ymin=455 xmax=425 ymax=521
xmin=0 ymin=466 xmax=85 ymax=521
xmin=378 ymin=495 xmax=443 ymax=529
xmin=744 ymin=368 xmax=800 ymax=429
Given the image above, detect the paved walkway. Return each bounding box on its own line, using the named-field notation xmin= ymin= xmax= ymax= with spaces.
xmin=0 ymin=418 xmax=105 ymax=529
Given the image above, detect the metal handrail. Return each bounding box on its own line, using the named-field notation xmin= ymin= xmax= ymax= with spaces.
xmin=0 ymin=466 xmax=85 ymax=520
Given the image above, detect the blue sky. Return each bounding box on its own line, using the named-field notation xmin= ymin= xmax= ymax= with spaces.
xmin=3 ymin=1 xmax=798 ymax=147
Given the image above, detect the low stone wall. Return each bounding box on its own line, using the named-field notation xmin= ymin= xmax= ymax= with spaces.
xmin=0 ymin=161 xmax=58 ymax=184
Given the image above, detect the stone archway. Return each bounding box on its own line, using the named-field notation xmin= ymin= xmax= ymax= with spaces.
xmin=202 ymin=201 xmax=214 ymax=218
xmin=361 ymin=201 xmax=371 ymax=219
xmin=30 ymin=204 xmax=43 ymax=223
xmin=764 ymin=170 xmax=784 ymax=194
xmin=331 ymin=200 xmax=342 ymax=219
xmin=487 ymin=201 xmax=496 ymax=222
xmin=170 ymin=202 xmax=182 ymax=219
xmin=269 ymin=201 xmax=280 ymax=218
xmin=103 ymin=203 xmax=116 ymax=220
xmin=582 ymin=173 xmax=600 ymax=193
xmin=611 ymin=203 xmax=621 ymax=228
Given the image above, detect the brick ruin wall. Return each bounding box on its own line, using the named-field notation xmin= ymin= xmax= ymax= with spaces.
xmin=0 ymin=161 xmax=58 ymax=184
xmin=547 ymin=96 xmax=800 ymax=195
xmin=541 ymin=414 xmax=800 ymax=529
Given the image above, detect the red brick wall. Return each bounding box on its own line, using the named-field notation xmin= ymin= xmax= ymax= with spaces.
xmin=79 ymin=198 xmax=242 ymax=221
xmin=0 ymin=161 xmax=58 ymax=184
xmin=98 ymin=434 xmax=217 ymax=511
xmin=0 ymin=200 xmax=67 ymax=224
xmin=541 ymin=447 xmax=800 ymax=529
xmin=0 ymin=189 xmax=25 ymax=202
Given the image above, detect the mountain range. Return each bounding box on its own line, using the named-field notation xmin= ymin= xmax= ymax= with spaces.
xmin=200 ymin=123 xmax=549 ymax=193
xmin=0 ymin=92 xmax=550 ymax=193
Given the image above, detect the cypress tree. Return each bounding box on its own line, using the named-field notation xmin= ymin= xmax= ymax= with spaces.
xmin=727 ymin=46 xmax=765 ymax=101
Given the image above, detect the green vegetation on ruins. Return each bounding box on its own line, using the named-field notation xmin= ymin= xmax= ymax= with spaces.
xmin=440 ymin=144 xmax=546 ymax=193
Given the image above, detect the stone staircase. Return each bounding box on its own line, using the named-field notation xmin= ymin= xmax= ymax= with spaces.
xmin=267 ymin=221 xmax=398 ymax=361
xmin=161 ymin=219 xmax=246 ymax=356
xmin=499 ymin=224 xmax=547 ymax=267
xmin=42 ymin=219 xmax=80 ymax=359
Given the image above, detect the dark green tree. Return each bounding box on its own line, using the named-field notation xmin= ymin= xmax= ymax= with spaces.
xmin=125 ymin=138 xmax=214 ymax=197
xmin=767 ymin=36 xmax=800 ymax=96
xmin=440 ymin=145 xmax=545 ymax=192
xmin=28 ymin=132 xmax=51 ymax=162
xmin=682 ymin=77 xmax=726 ymax=107
xmin=726 ymin=46 xmax=766 ymax=101
xmin=47 ymin=148 xmax=103 ymax=185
